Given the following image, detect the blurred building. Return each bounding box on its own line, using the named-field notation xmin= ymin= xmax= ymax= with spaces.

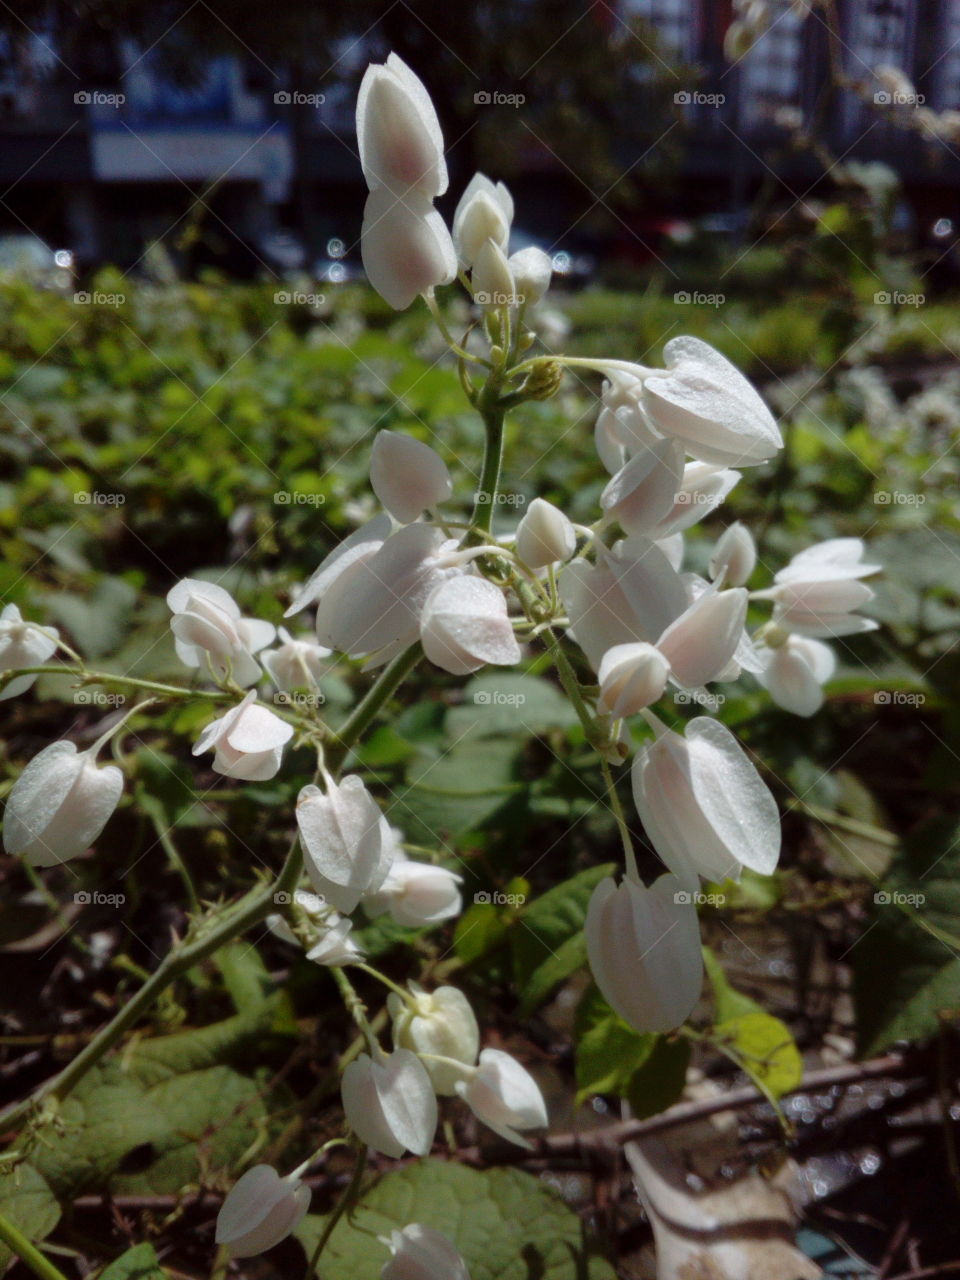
xmin=1 ymin=1 xmax=959 ymax=271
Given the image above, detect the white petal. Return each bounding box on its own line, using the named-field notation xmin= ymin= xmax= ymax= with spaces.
xmin=356 ymin=55 xmax=447 ymax=198
xmin=420 ymin=575 xmax=520 ymax=675
xmin=361 ymin=188 xmax=457 ymax=311
xmin=370 ymin=430 xmax=452 ymax=523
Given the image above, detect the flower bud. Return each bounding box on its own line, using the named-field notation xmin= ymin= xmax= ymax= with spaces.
xmin=306 ymin=915 xmax=365 ymax=966
xmin=3 ymin=739 xmax=123 ymax=867
xmin=641 ymin=336 xmax=783 ymax=466
xmin=192 ymin=690 xmax=293 ymax=782
xmin=215 ymin=1165 xmax=310 ymax=1258
xmin=585 ymin=873 xmax=703 ymax=1033
xmin=756 ymin=634 xmax=836 ymax=717
xmin=632 ymin=717 xmax=781 ymax=888
xmin=455 ymin=1049 xmax=547 ymax=1148
xmin=361 ymin=187 xmax=457 ymax=311
xmin=389 ymin=985 xmax=479 ymax=1094
xmin=297 ymin=776 xmax=391 ymax=914
xmin=356 ymin=53 xmax=447 ymax=198
xmin=471 ymin=237 xmax=515 ymax=307
xmin=0 ymin=604 xmax=58 ymax=701
xmin=453 ymin=173 xmax=513 ymax=267
xmin=370 ymin=429 xmax=453 ymax=523
xmin=261 ymin=627 xmax=330 ymax=691
xmin=597 ymin=642 xmax=670 ymax=717
xmin=600 ymin=438 xmax=684 ymax=535
xmin=508 ymin=246 xmax=552 ymax=305
xmin=341 ymin=1049 xmax=438 ymax=1157
xmin=382 ymin=1224 xmax=471 ymax=1280
xmin=709 ymin=521 xmax=756 ymax=586
xmin=515 ymin=497 xmax=576 ymax=568
xmin=655 ymin=587 xmax=748 ymax=689
xmin=419 ymin=575 xmax=521 ymax=675
xmin=363 ymin=845 xmax=463 ymax=927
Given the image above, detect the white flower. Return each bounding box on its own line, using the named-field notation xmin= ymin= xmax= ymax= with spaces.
xmin=297 ymin=777 xmax=393 ymax=914
xmin=585 ymin=873 xmax=703 ymax=1033
xmin=761 ymin=538 xmax=880 ymax=637
xmin=710 ymin=521 xmax=756 ymax=587
xmin=3 ymin=739 xmax=123 ymax=867
xmin=641 ymin=336 xmax=783 ymax=466
xmin=370 ymin=429 xmax=453 ymax=523
xmin=600 ymin=439 xmax=685 ymax=536
xmin=471 ymin=237 xmax=515 ymax=307
xmin=515 ymin=497 xmax=576 ymax=569
xmin=265 ymin=887 xmax=329 ymax=946
xmin=356 ymin=53 xmax=448 ymax=199
xmin=363 ymin=845 xmax=463 ymax=928
xmin=167 ymin=578 xmax=274 ymax=688
xmin=632 ymin=717 xmax=781 ymax=888
xmin=453 ymin=173 xmax=513 ymax=268
xmin=652 ymin=461 xmax=741 ymax=538
xmin=389 ymin=985 xmax=479 ymax=1094
xmin=594 ymin=374 xmax=661 ymax=474
xmin=655 ymin=587 xmax=748 ymax=689
xmin=597 ymin=642 xmax=670 ymax=717
xmin=756 ymin=633 xmax=836 ymax=717
xmin=455 ymin=1049 xmax=547 ymax=1148
xmin=285 ymin=514 xmax=392 ymax=618
xmin=559 ymin=539 xmax=687 ymax=671
xmin=192 ymin=690 xmax=293 ymax=781
xmin=312 ymin=523 xmax=450 ymax=660
xmin=0 ymin=604 xmax=59 ymax=701
xmin=215 ymin=1164 xmax=310 ymax=1258
xmin=341 ymin=1049 xmax=438 ymax=1157
xmin=508 ymin=246 xmax=552 ymax=305
xmin=305 ymin=915 xmax=365 ymax=966
xmin=361 ymin=187 xmax=457 ymax=311
xmin=261 ymin=627 xmax=330 ymax=691
xmin=381 ymin=1224 xmax=471 ymax=1280
xmin=419 ymin=575 xmax=521 ymax=675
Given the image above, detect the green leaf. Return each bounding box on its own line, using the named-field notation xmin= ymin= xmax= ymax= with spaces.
xmin=625 ymin=1036 xmax=691 ymax=1119
xmin=295 ymin=1159 xmax=615 ymax=1279
xmin=854 ymin=816 xmax=960 ymax=1055
xmin=446 ymin=673 xmax=578 ymax=740
xmin=574 ymin=985 xmax=658 ymax=1102
xmin=453 ymin=901 xmax=511 ymax=964
xmin=511 ymin=864 xmax=616 ymax=992
xmin=715 ymin=1012 xmax=803 ymax=1102
xmin=99 ymin=1243 xmax=166 ymax=1280
xmin=0 ymin=1164 xmax=61 ymax=1272
xmin=397 ymin=741 xmax=521 ymax=841
xmin=703 ymin=946 xmax=764 ymax=1022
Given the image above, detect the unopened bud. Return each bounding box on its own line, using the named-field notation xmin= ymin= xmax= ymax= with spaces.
xmin=710 ymin=521 xmax=756 ymax=586
xmin=519 ymin=359 xmax=563 ymax=402
xmin=515 ymin=498 xmax=576 ymax=568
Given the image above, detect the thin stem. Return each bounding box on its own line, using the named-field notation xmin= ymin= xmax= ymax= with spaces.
xmin=330 ymin=966 xmax=379 ymax=1053
xmin=600 ymin=757 xmax=638 ymax=881
xmin=143 ymin=797 xmax=200 ymax=913
xmin=0 ymin=665 xmax=230 ymax=701
xmin=304 ymin=1144 xmax=367 ymax=1279
xmin=355 ymin=964 xmax=416 ymax=1007
xmin=423 ymin=293 xmax=489 ymax=366
xmin=326 ymin=643 xmax=422 ymax=773
xmin=0 ymin=1213 xmax=69 ymax=1280
xmin=467 ymin=373 xmax=506 ymax=543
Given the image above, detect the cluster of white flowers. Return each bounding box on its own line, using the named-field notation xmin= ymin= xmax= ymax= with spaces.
xmin=0 ymin=50 xmax=882 ymax=1278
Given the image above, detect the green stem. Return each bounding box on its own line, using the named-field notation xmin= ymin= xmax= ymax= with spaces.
xmin=600 ymin=757 xmax=638 ymax=881
xmin=304 ymin=1144 xmax=367 ymax=1279
xmin=0 ymin=1213 xmax=69 ymax=1280
xmin=0 ymin=665 xmax=230 ymax=701
xmin=326 ymin=643 xmax=422 ymax=772
xmin=467 ymin=373 xmax=506 ymax=542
